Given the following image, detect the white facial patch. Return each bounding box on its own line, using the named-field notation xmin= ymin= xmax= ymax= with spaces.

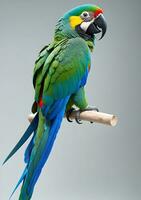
xmin=80 ymin=19 xmax=94 ymax=32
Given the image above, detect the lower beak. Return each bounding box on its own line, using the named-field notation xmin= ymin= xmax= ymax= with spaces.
xmin=86 ymin=14 xmax=107 ymax=40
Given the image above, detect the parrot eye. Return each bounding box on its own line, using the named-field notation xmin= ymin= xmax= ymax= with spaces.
xmin=81 ymin=11 xmax=90 ymax=19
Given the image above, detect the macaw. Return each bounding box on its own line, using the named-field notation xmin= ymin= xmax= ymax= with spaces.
xmin=3 ymin=4 xmax=107 ymax=200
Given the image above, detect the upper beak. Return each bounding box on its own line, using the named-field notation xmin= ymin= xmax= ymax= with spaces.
xmin=86 ymin=14 xmax=107 ymax=40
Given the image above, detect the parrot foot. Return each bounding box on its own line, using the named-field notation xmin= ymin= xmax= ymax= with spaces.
xmin=75 ymin=110 xmax=83 ymax=124
xmin=66 ymin=108 xmax=82 ymax=124
xmin=74 ymin=107 xmax=99 ymax=124
xmin=66 ymin=107 xmax=99 ymax=124
xmin=66 ymin=108 xmax=75 ymax=123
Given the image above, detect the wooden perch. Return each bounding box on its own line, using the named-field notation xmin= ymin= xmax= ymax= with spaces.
xmin=28 ymin=110 xmax=118 ymax=127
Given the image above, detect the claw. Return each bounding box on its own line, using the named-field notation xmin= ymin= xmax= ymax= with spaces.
xmin=75 ymin=110 xmax=82 ymax=124
xmin=67 ymin=116 xmax=73 ymax=123
xmin=66 ymin=108 xmax=75 ymax=122
xmin=66 ymin=107 xmax=99 ymax=124
xmin=66 ymin=108 xmax=82 ymax=124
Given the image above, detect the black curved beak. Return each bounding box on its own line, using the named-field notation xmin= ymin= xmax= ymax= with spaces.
xmin=86 ymin=14 xmax=107 ymax=40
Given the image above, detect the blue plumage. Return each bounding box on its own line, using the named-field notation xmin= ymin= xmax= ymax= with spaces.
xmin=3 ymin=3 xmax=107 ymax=199
xmin=24 ymin=133 xmax=35 ymax=163
xmin=3 ymin=114 xmax=38 ymax=165
xmin=29 ymin=97 xmax=70 ymax=192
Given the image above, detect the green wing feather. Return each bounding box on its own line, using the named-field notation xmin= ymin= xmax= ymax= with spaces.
xmin=41 ymin=37 xmax=91 ymax=105
xmin=33 ymin=45 xmax=50 ymax=87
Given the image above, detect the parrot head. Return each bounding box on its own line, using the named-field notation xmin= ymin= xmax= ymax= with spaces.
xmin=55 ymin=4 xmax=107 ymax=42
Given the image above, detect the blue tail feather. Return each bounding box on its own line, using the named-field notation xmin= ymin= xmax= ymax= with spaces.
xmin=18 ymin=96 xmax=69 ymax=199
xmin=9 ymin=167 xmax=28 ymax=199
xmin=24 ymin=132 xmax=36 ymax=163
xmin=29 ymin=109 xmax=64 ymax=191
xmin=3 ymin=114 xmax=38 ymax=165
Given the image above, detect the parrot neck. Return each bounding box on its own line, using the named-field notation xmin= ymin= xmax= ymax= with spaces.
xmin=54 ymin=18 xmax=95 ymax=51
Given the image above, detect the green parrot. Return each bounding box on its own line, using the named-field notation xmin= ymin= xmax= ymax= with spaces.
xmin=3 ymin=4 xmax=107 ymax=199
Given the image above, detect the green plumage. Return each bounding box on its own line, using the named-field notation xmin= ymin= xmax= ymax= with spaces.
xmin=19 ymin=36 xmax=91 ymax=199
xmin=3 ymin=4 xmax=107 ymax=200
xmin=33 ymin=37 xmax=91 ymax=107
